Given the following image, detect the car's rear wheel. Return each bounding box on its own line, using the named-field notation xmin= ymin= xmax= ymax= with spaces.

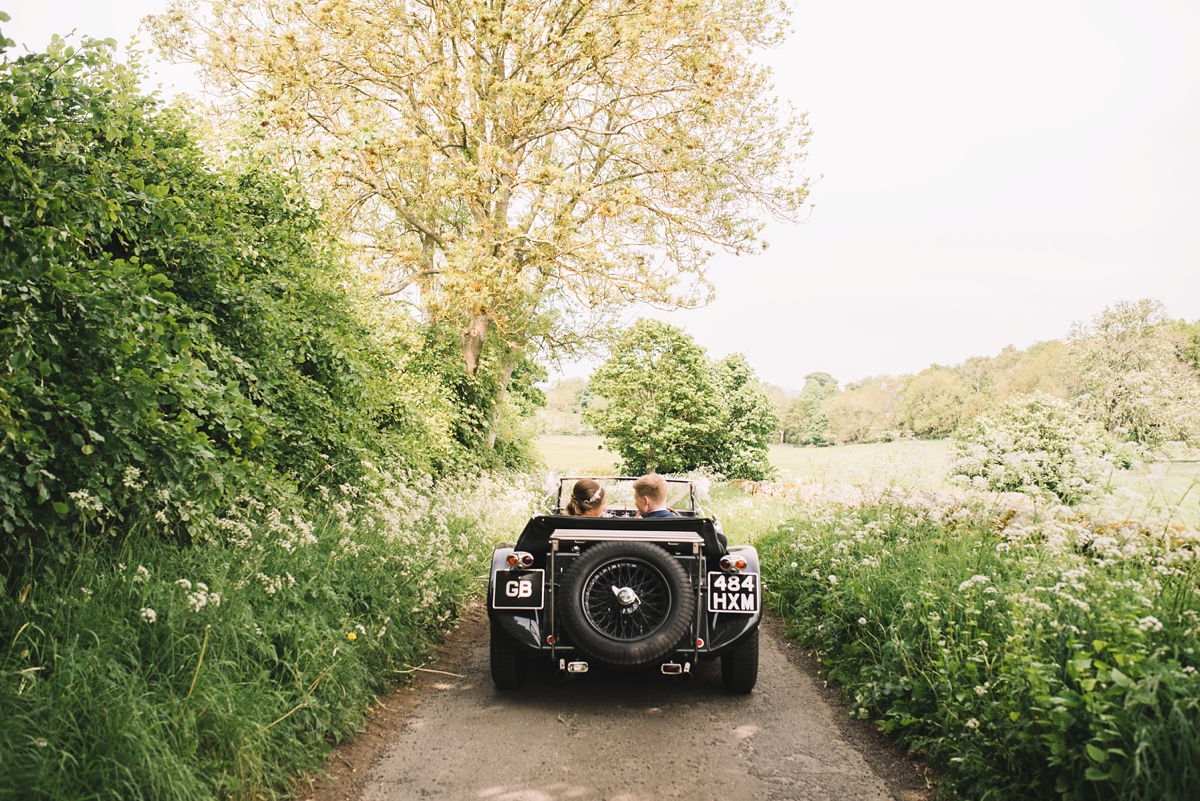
xmin=721 ymin=626 xmax=759 ymax=693
xmin=490 ymin=621 xmax=527 ymax=689
xmin=559 ymin=541 xmax=694 ymax=669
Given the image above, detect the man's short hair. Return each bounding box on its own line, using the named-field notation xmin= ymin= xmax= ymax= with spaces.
xmin=632 ymin=473 xmax=667 ymax=504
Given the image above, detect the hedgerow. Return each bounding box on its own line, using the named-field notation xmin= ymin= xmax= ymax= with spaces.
xmin=0 ymin=32 xmax=459 ymax=554
xmin=757 ymin=491 xmax=1200 ymax=800
xmin=0 ymin=26 xmax=542 ymax=801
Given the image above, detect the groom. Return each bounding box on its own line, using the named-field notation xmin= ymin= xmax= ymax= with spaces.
xmin=632 ymin=473 xmax=680 ymax=519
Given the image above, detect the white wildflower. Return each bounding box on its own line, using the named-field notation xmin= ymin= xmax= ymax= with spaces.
xmin=965 ymin=718 xmax=979 ymax=730
xmin=68 ymin=490 xmax=104 ymax=514
xmin=1137 ymin=616 xmax=1163 ymax=633
xmin=828 ymin=575 xmax=838 ymax=585
xmin=121 ymin=466 xmax=145 ymax=491
xmin=134 ymin=565 xmax=150 ymax=583
xmin=175 ymin=579 xmax=192 ymax=590
xmin=139 ymin=607 xmax=157 ymax=623
xmin=958 ymin=575 xmax=991 ymax=592
xmin=858 ymin=617 xmax=868 ymax=625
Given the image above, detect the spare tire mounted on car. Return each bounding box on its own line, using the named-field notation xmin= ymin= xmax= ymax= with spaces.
xmin=559 ymin=541 xmax=695 ymax=668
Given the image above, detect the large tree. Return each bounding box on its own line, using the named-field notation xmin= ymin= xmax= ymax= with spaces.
xmin=149 ymin=0 xmax=811 ymax=441
xmin=585 ymin=319 xmax=775 ymax=478
xmin=1069 ymin=299 xmax=1200 ymax=446
xmin=782 ymin=371 xmax=837 ymax=445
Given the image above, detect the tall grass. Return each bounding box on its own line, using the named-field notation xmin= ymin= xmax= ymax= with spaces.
xmin=0 ymin=472 xmax=538 ymax=801
xmin=754 ymin=490 xmax=1200 ymax=800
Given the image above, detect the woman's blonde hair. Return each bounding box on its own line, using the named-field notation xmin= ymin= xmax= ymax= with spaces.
xmin=565 ymin=478 xmax=605 ymax=516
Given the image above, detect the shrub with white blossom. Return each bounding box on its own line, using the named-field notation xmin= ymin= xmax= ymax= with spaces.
xmin=948 ymin=392 xmax=1105 ymax=504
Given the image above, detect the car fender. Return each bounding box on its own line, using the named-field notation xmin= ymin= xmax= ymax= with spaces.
xmin=703 ymin=544 xmax=763 ymax=655
xmin=487 ymin=546 xmax=543 ymax=651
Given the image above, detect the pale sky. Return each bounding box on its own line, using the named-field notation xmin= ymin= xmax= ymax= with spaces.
xmin=7 ymin=2 xmax=1199 ymax=390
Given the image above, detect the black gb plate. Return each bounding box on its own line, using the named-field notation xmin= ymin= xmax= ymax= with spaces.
xmin=492 ymin=569 xmax=545 ymax=610
xmin=707 ymin=571 xmax=759 ymax=614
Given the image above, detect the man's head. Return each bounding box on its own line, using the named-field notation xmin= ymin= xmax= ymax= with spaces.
xmin=632 ymin=473 xmax=668 ymax=515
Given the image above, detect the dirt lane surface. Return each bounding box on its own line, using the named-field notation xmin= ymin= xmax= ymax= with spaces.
xmin=304 ymin=605 xmax=932 ymax=801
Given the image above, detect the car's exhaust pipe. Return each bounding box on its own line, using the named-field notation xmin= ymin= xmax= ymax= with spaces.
xmin=661 ymin=661 xmax=693 ymax=680
xmin=558 ymin=659 xmax=588 ymax=680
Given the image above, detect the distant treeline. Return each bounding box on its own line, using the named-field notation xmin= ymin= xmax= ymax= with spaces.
xmin=542 ymin=301 xmax=1200 ymax=450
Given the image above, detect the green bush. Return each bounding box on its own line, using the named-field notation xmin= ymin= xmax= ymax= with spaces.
xmin=758 ymin=498 xmax=1200 ymax=800
xmin=0 ymin=33 xmax=450 ymax=551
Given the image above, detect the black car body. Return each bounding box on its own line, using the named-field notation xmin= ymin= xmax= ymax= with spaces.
xmin=487 ymin=477 xmax=761 ymax=693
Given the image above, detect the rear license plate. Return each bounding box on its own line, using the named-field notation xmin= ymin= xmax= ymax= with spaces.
xmin=707 ymin=572 xmax=759 ymax=614
xmin=492 ymin=569 xmax=545 ymax=610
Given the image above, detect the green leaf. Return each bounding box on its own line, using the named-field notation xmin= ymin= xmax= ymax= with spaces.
xmin=1086 ymin=744 xmax=1108 ymax=763
xmin=1084 ymin=767 xmax=1110 ymax=782
xmin=53 ymin=502 xmax=68 ymax=515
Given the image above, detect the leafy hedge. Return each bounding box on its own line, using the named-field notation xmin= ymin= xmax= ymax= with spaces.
xmin=0 ymin=32 xmax=456 ymax=550
xmin=758 ymin=497 xmax=1200 ymax=800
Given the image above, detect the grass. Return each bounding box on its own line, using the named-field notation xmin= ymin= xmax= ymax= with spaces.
xmin=756 ymin=495 xmax=1200 ymax=800
xmin=0 ymin=473 xmax=539 ymax=801
xmin=536 ymin=435 xmax=620 ymax=474
xmin=538 ymin=437 xmax=1200 ymax=528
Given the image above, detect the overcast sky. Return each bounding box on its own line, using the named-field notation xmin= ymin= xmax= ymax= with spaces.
xmin=7 ymin=1 xmax=1199 ymax=390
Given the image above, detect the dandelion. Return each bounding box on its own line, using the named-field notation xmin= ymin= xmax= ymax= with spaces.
xmin=347 ymin=631 xmax=357 ymax=641
xmin=790 ymin=562 xmax=798 ymax=568
xmin=140 ymin=608 xmax=157 ymax=623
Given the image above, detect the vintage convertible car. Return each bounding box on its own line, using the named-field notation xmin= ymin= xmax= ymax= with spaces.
xmin=487 ymin=476 xmax=761 ymax=693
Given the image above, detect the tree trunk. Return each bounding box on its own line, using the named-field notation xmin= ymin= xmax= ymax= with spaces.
xmin=486 ymin=345 xmax=521 ymax=450
xmin=462 ymin=313 xmax=489 ymax=375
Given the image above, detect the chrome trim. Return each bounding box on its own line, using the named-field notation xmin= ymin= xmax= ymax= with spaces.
xmin=693 ymin=543 xmax=703 ymax=663
xmin=549 ymin=540 xmax=558 ymax=663
xmin=550 ymin=528 xmax=704 ymax=543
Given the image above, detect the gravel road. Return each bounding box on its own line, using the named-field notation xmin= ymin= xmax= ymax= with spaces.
xmin=302 ymin=606 xmax=932 ymax=801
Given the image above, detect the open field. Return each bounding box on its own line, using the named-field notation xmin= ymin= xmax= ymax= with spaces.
xmin=536 ymin=434 xmax=620 ymax=473
xmin=537 ymin=436 xmax=1200 ymax=527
